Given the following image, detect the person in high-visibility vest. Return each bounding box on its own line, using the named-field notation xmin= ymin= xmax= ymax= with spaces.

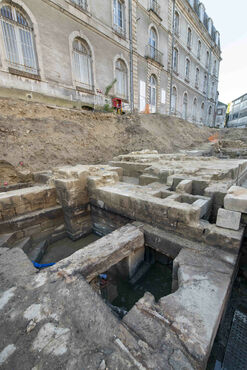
xmin=225 ymin=102 xmax=232 ymax=127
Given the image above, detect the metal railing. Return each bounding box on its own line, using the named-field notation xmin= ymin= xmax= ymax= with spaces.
xmin=145 ymin=45 xmax=163 ymax=65
xmin=148 ymin=0 xmax=161 ymax=17
xmin=113 ymin=23 xmax=126 ymax=38
xmin=71 ymin=0 xmax=88 ymax=12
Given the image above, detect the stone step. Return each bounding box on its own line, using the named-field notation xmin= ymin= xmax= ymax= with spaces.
xmin=0 ymin=233 xmax=16 ymax=248
xmin=12 ymin=237 xmax=32 ymax=254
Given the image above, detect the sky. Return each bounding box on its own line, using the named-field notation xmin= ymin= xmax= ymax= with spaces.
xmin=203 ymin=0 xmax=247 ymax=104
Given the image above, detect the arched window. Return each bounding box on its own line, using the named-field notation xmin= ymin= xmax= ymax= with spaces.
xmin=197 ymin=40 xmax=201 ymax=59
xmin=171 ymin=86 xmax=177 ymax=114
xmin=213 ymin=60 xmax=217 ymax=76
xmin=203 ymin=74 xmax=207 ymax=93
xmin=72 ymin=38 xmax=93 ymax=90
xmin=149 ymin=27 xmax=157 ymax=59
xmin=195 ymin=67 xmax=199 ymax=88
xmin=115 ymin=59 xmax=127 ymax=99
xmin=193 ymin=98 xmax=197 ymax=122
xmin=185 ymin=58 xmax=190 ymax=80
xmin=71 ymin=0 xmax=87 ymax=11
xmin=211 ymin=81 xmax=215 ymax=100
xmin=174 ymin=11 xmax=179 ymax=35
xmin=149 ymin=74 xmax=157 ymax=113
xmin=113 ymin=0 xmax=125 ymax=35
xmin=200 ymin=102 xmax=205 ymax=123
xmin=173 ymin=47 xmax=178 ymax=72
xmin=187 ymin=27 xmax=192 ymax=48
xmin=206 ymin=51 xmax=209 ymax=68
xmin=199 ymin=3 xmax=205 ymax=22
xmin=0 ymin=4 xmax=38 ymax=74
xmin=208 ymin=105 xmax=212 ymax=125
xmin=182 ymin=93 xmax=188 ymax=120
xmin=208 ymin=18 xmax=213 ymax=35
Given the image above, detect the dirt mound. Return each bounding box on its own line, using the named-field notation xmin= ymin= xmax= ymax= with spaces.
xmin=0 ymin=98 xmax=213 ymax=175
xmin=0 ymin=160 xmax=32 ymax=185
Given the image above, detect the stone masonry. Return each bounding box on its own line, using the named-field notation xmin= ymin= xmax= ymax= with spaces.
xmin=1 ymin=150 xmax=247 ymax=369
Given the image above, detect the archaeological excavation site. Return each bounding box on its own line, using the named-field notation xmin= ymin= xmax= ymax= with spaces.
xmin=1 ymin=128 xmax=247 ymax=369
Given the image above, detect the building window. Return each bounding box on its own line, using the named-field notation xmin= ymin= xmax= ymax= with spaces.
xmin=115 ymin=59 xmax=127 ymax=99
xmin=211 ymin=81 xmax=215 ymax=100
xmin=113 ymin=0 xmax=125 ymax=36
xmin=174 ymin=11 xmax=179 ymax=35
xmin=200 ymin=102 xmax=205 ymax=123
xmin=195 ymin=67 xmax=199 ymax=88
xmin=206 ymin=51 xmax=209 ymax=68
xmin=182 ymin=93 xmax=188 ymax=120
xmin=171 ymin=86 xmax=177 ymax=114
xmin=70 ymin=0 xmax=88 ymax=11
xmin=193 ymin=98 xmax=197 ymax=122
xmin=197 ymin=40 xmax=201 ymax=59
xmin=149 ymin=74 xmax=157 ymax=113
xmin=208 ymin=106 xmax=213 ymax=125
xmin=72 ymin=38 xmax=93 ymax=90
xmin=173 ymin=47 xmax=178 ymax=72
xmin=213 ymin=60 xmax=217 ymax=76
xmin=187 ymin=27 xmax=192 ymax=49
xmin=0 ymin=4 xmax=38 ymax=75
xmin=185 ymin=58 xmax=190 ymax=81
xmin=203 ymin=74 xmax=207 ymax=93
xmin=149 ymin=27 xmax=157 ymax=59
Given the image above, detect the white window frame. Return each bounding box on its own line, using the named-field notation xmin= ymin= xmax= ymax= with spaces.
xmin=113 ymin=0 xmax=125 ymax=36
xmin=185 ymin=58 xmax=190 ymax=80
xmin=72 ymin=38 xmax=93 ymax=90
xmin=115 ymin=58 xmax=128 ymax=99
xmin=173 ymin=47 xmax=178 ymax=72
xmin=0 ymin=4 xmax=38 ymax=75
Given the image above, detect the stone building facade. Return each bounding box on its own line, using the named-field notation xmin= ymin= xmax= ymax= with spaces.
xmin=0 ymin=0 xmax=221 ymax=125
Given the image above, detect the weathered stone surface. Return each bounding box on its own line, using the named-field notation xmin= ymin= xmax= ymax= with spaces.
xmin=91 ymin=205 xmax=130 ymax=236
xmin=176 ymin=179 xmax=193 ymax=194
xmin=224 ymin=186 xmax=247 ymax=213
xmin=216 ymin=208 xmax=241 ymax=231
xmin=47 ymin=224 xmax=144 ymax=282
xmin=139 ymin=174 xmax=159 ymax=186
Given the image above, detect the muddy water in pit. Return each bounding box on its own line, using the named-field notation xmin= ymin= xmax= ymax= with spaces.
xmin=106 ymin=262 xmax=172 ymax=312
xmin=40 ymin=233 xmax=101 ymax=264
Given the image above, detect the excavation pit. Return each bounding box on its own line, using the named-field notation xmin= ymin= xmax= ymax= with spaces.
xmin=1 ymin=151 xmax=247 ymax=369
xmin=100 ymin=248 xmax=173 ymax=313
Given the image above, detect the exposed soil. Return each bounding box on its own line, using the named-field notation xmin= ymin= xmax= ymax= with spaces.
xmin=0 ymin=97 xmax=214 ymax=183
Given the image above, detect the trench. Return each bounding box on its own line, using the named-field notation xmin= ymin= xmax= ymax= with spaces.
xmin=40 ymin=233 xmax=101 ymax=264
xmin=100 ymin=247 xmax=173 ymax=315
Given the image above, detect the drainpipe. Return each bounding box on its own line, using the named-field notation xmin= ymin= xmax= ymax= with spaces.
xmin=169 ymin=0 xmax=176 ymax=116
xmin=129 ymin=0 xmax=134 ymax=113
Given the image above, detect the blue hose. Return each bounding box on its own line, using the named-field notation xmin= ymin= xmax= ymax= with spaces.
xmin=32 ymin=261 xmax=55 ymax=269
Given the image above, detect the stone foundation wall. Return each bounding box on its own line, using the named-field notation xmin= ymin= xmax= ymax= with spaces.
xmin=0 ymin=185 xmax=57 ymax=221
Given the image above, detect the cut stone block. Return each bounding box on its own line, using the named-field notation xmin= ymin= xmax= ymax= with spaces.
xmin=216 ymin=208 xmax=241 ymax=231
xmin=139 ymin=174 xmax=159 ymax=186
xmin=224 ymin=186 xmax=247 ymax=213
xmin=48 ymin=224 xmax=144 ymax=282
xmin=176 ymin=179 xmax=193 ymax=194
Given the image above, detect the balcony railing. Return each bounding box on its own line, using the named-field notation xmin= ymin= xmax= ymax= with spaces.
xmin=71 ymin=0 xmax=88 ymax=12
xmin=148 ymin=0 xmax=161 ymax=17
xmin=145 ymin=45 xmax=163 ymax=65
xmin=113 ymin=23 xmax=126 ymax=38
